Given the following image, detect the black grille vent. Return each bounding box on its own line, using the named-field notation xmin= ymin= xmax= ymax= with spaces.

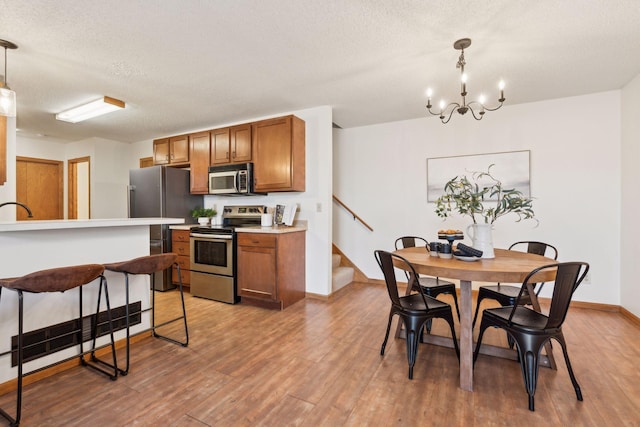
xmin=11 ymin=301 xmax=142 ymax=366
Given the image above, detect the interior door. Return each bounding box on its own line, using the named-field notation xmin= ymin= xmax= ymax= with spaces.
xmin=68 ymin=156 xmax=90 ymax=219
xmin=16 ymin=156 xmax=64 ymax=220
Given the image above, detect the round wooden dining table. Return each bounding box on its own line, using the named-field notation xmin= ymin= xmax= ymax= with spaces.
xmin=392 ymin=246 xmax=558 ymax=392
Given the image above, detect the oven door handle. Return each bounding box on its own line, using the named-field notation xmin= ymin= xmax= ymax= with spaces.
xmin=190 ymin=233 xmax=233 ymax=240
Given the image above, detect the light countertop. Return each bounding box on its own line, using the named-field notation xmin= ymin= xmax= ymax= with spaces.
xmin=0 ymin=217 xmax=185 ymax=232
xmin=235 ymin=222 xmax=307 ymax=234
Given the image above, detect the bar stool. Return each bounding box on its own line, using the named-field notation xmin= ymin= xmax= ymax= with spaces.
xmin=98 ymin=253 xmax=188 ymax=376
xmin=0 ymin=264 xmax=118 ymax=426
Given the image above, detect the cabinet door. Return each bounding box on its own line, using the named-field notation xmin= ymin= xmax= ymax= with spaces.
xmin=211 ymin=128 xmax=231 ymax=165
xmin=237 ymin=244 xmax=277 ymax=301
xmin=252 ymin=115 xmax=305 ymax=192
xmin=252 ymin=117 xmax=292 ymax=191
xmin=153 ymin=138 xmax=170 ymax=165
xmin=189 ymin=131 xmax=211 ymax=194
xmin=170 ymin=135 xmax=189 ymax=164
xmin=230 ymin=124 xmax=252 ymax=163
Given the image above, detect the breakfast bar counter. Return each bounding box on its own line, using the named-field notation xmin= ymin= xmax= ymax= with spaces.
xmin=0 ymin=218 xmax=184 ymax=383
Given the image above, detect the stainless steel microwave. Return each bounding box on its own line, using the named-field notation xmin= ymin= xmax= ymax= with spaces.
xmin=208 ymin=162 xmax=263 ymax=195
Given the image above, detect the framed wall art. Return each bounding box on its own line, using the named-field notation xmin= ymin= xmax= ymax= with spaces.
xmin=427 ymin=150 xmax=530 ymax=202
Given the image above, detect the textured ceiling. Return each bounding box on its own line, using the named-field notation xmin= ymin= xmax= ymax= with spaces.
xmin=1 ymin=0 xmax=639 ymax=143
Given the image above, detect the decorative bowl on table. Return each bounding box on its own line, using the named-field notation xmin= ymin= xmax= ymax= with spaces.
xmin=437 ymin=229 xmax=464 ymax=240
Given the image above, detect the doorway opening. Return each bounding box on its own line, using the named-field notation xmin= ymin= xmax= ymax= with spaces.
xmin=68 ymin=156 xmax=91 ymax=219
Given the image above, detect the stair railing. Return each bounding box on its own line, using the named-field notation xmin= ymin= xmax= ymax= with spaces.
xmin=332 ymin=195 xmax=373 ymax=232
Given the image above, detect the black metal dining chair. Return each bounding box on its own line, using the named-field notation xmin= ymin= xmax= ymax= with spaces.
xmin=473 ymin=262 xmax=589 ymax=411
xmin=395 ymin=236 xmax=460 ymax=327
xmin=472 ymin=241 xmax=558 ymax=329
xmin=375 ymin=250 xmax=459 ymax=379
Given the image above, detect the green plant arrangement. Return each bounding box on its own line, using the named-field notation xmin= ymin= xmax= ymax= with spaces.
xmin=434 ymin=164 xmax=535 ymax=224
xmin=190 ymin=207 xmax=217 ymax=218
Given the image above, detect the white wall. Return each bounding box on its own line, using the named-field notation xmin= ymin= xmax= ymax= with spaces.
xmin=334 ymin=91 xmax=621 ymax=306
xmin=621 ymin=73 xmax=640 ymax=317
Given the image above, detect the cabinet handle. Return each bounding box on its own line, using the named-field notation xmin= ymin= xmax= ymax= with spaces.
xmin=232 ymin=151 xmax=236 ymax=158
xmin=226 ymin=151 xmax=229 ymax=159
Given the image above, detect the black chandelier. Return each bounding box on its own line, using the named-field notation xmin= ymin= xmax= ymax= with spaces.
xmin=426 ymin=38 xmax=505 ymax=124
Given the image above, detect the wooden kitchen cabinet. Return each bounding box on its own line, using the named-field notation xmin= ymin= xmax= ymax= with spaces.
xmin=210 ymin=124 xmax=252 ymax=165
xmin=237 ymin=231 xmax=305 ymax=310
xmin=153 ymin=135 xmax=189 ymax=165
xmin=171 ymin=229 xmax=191 ymax=288
xmin=252 ymin=115 xmax=305 ymax=192
xmin=189 ymin=131 xmax=211 ymax=194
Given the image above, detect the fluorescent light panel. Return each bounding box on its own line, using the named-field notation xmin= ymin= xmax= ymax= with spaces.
xmin=56 ymin=96 xmax=125 ymax=123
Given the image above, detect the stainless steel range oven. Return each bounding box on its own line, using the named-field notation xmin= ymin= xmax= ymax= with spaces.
xmin=189 ymin=205 xmax=265 ymax=303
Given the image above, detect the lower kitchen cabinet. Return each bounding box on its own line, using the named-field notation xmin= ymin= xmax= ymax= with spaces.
xmin=171 ymin=229 xmax=191 ymax=288
xmin=237 ymin=230 xmax=305 ymax=310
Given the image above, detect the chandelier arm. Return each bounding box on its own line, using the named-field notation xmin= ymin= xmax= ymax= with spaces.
xmin=467 ymin=105 xmax=485 ymax=121
xmin=425 ymin=105 xmax=443 ymax=117
xmin=440 ymin=106 xmax=459 ymax=124
xmin=481 ymin=100 xmax=505 ymax=112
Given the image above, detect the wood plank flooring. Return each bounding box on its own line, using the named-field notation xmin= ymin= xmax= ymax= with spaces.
xmin=0 ymin=281 xmax=638 ymax=426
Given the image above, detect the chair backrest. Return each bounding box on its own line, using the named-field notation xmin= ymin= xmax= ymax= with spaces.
xmin=394 ymin=236 xmax=428 ymax=251
xmin=509 ymin=241 xmax=558 ymax=260
xmin=375 ymin=250 xmax=427 ymax=308
xmin=516 ymin=262 xmax=589 ymax=329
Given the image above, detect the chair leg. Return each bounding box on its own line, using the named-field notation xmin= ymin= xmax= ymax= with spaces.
xmin=450 ymin=290 xmax=460 ymax=321
xmin=472 ymin=294 xmax=484 ymax=328
xmin=85 ymin=276 xmax=118 ymax=380
xmin=512 ymin=334 xmax=547 ymax=411
xmin=473 ymin=317 xmax=489 ymax=364
xmin=0 ymin=290 xmax=25 ymax=426
xmin=555 ymin=334 xmax=583 ymax=401
xmin=406 ymin=325 xmax=418 ymax=380
xmin=152 ymin=265 xmax=189 ymax=347
xmin=444 ymin=313 xmax=460 ymax=359
xmin=380 ymin=310 xmax=394 ymax=356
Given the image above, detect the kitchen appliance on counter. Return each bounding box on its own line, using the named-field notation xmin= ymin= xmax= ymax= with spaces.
xmin=189 ymin=205 xmax=265 ymax=303
xmin=208 ymin=162 xmax=265 ymax=196
xmin=128 ymin=166 xmax=202 ymax=290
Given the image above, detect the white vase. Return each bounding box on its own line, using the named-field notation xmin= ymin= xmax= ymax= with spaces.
xmin=466 ymin=223 xmax=495 ymax=258
xmin=197 ymin=217 xmax=210 ymax=226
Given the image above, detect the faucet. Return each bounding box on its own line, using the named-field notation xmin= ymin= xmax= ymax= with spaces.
xmin=0 ymin=202 xmax=33 ymax=218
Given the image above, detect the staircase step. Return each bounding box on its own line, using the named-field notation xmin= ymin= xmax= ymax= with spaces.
xmin=332 ymin=254 xmax=341 ymax=269
xmin=332 ymin=266 xmax=354 ymax=292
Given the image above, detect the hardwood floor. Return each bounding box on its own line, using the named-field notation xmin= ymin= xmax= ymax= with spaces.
xmin=1 ymin=281 xmax=638 ymax=426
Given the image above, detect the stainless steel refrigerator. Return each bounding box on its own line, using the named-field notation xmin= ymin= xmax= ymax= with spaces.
xmin=128 ymin=165 xmax=202 ymax=290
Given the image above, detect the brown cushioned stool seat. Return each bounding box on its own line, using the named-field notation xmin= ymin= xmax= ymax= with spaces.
xmin=99 ymin=253 xmax=189 ymax=376
xmin=0 ymin=264 xmax=118 ymax=426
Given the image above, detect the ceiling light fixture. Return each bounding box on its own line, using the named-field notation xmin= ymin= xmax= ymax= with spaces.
xmin=0 ymin=39 xmax=18 ymax=118
xmin=426 ymin=38 xmax=505 ymax=124
xmin=56 ymin=96 xmax=125 ymax=123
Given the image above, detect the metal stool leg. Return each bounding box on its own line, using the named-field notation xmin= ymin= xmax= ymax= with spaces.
xmin=152 ymin=263 xmax=189 ymax=347
xmin=85 ymin=276 xmax=118 ymax=380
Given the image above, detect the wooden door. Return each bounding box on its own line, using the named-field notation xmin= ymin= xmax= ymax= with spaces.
xmin=153 ymin=138 xmax=170 ymax=165
xmin=211 ymin=128 xmax=231 ymax=165
xmin=189 ymin=131 xmax=211 ymax=194
xmin=169 ymin=135 xmax=189 ymax=163
xmin=252 ymin=116 xmax=293 ymax=191
xmin=230 ymin=124 xmax=252 ymax=163
xmin=68 ymin=156 xmax=90 ymax=219
xmin=16 ymin=157 xmax=64 ymax=220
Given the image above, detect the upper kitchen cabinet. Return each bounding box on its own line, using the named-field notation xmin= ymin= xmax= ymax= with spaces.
xmin=252 ymin=115 xmax=305 ymax=192
xmin=153 ymin=135 xmax=189 ymax=166
xmin=211 ymin=124 xmax=252 ymax=165
xmin=189 ymin=131 xmax=211 ymax=194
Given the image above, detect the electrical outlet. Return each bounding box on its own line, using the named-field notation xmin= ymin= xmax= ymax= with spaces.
xmin=583 ymin=272 xmax=591 ymax=284
xmin=316 ymin=203 xmax=322 ymax=213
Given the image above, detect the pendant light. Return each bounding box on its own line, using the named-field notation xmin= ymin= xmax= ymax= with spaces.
xmin=0 ymin=39 xmax=18 ymax=118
